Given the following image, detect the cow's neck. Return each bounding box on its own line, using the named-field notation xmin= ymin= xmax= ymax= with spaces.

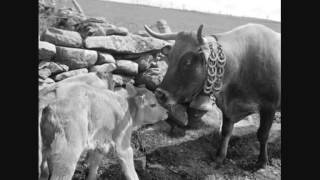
xmin=200 ymin=35 xmax=227 ymax=102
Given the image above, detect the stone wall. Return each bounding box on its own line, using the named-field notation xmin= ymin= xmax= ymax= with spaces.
xmin=39 ymin=5 xmax=170 ymax=92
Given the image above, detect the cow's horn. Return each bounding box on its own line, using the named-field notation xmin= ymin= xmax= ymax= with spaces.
xmin=144 ymin=25 xmax=177 ymax=40
xmin=197 ymin=24 xmax=205 ymax=44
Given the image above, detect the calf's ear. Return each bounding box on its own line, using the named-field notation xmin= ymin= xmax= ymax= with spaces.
xmin=135 ymin=94 xmax=146 ymax=107
xmin=126 ymin=83 xmax=137 ymax=97
xmin=161 ymin=45 xmax=172 ymax=56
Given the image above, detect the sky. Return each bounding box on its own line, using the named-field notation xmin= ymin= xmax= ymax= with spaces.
xmin=101 ymin=0 xmax=281 ymax=22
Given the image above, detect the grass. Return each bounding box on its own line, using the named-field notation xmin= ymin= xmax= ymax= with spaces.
xmin=61 ymin=0 xmax=280 ymax=35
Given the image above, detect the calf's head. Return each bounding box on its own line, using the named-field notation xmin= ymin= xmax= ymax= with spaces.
xmin=126 ymin=83 xmax=168 ymax=126
xmin=144 ymin=25 xmax=208 ymax=107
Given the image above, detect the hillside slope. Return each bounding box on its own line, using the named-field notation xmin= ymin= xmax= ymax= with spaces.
xmin=63 ymin=0 xmax=280 ymax=34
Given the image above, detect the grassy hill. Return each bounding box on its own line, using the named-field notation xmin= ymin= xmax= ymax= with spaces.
xmin=65 ymin=0 xmax=280 ymax=35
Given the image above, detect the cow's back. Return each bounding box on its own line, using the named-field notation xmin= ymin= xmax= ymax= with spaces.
xmin=217 ymin=24 xmax=281 ymax=119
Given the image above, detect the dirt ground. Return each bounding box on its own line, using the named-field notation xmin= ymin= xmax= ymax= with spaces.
xmin=72 ymin=108 xmax=281 ymax=180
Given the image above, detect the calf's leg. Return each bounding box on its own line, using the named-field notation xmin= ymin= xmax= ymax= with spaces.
xmin=39 ymin=158 xmax=49 ymax=180
xmin=48 ymin=151 xmax=81 ymax=180
xmin=47 ymin=140 xmax=83 ymax=180
xmin=115 ymin=128 xmax=139 ymax=180
xmin=86 ymin=144 xmax=110 ymax=180
xmin=117 ymin=146 xmax=139 ymax=180
xmin=256 ymin=106 xmax=275 ymax=169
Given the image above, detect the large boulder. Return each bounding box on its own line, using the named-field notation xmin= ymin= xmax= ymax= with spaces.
xmin=55 ymin=46 xmax=98 ymax=70
xmin=41 ymin=27 xmax=83 ymax=48
xmin=89 ymin=63 xmax=117 ymax=73
xmin=97 ymin=52 xmax=116 ymax=64
xmin=54 ymin=68 xmax=88 ymax=81
xmin=39 ymin=41 xmax=56 ymax=61
xmin=114 ymin=60 xmax=139 ymax=76
xmin=135 ymin=58 xmax=168 ymax=91
xmin=84 ymin=34 xmax=169 ymax=54
xmin=112 ymin=74 xmax=135 ymax=87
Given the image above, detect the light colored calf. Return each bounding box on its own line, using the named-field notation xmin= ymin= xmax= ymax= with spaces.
xmin=39 ymin=82 xmax=167 ymax=180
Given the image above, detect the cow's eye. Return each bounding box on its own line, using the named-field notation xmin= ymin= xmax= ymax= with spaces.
xmin=150 ymin=104 xmax=157 ymax=107
xmin=185 ymin=59 xmax=192 ymax=65
xmin=184 ymin=58 xmax=193 ymax=67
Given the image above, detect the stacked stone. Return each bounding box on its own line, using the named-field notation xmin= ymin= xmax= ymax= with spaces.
xmin=39 ymin=8 xmax=170 ymax=92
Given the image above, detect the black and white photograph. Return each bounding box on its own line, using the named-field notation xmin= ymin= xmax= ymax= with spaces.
xmin=38 ymin=0 xmax=281 ymax=179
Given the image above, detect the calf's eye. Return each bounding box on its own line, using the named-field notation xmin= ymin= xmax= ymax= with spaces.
xmin=150 ymin=104 xmax=157 ymax=107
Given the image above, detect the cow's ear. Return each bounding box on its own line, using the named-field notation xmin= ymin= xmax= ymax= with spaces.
xmin=126 ymin=83 xmax=137 ymax=97
xmin=161 ymin=45 xmax=172 ymax=56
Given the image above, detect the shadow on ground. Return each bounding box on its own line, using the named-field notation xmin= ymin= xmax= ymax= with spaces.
xmin=73 ymin=113 xmax=281 ymax=180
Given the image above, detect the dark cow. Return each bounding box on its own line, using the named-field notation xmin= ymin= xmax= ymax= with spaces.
xmin=144 ymin=23 xmax=281 ymax=169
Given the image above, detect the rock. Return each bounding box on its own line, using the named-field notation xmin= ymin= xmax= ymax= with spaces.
xmin=89 ymin=63 xmax=117 ymax=73
xmin=76 ymin=21 xmax=106 ymax=38
xmin=39 ymin=41 xmax=56 ymax=60
xmin=77 ymin=21 xmax=128 ymax=38
xmin=112 ymin=74 xmax=135 ymax=87
xmin=155 ymin=20 xmax=174 ymax=44
xmin=135 ymin=59 xmax=168 ymax=91
xmin=39 ymin=61 xmax=69 ymax=76
xmin=39 ymin=77 xmax=55 ymax=85
xmin=39 ymin=68 xmax=52 ymax=79
xmin=81 ymin=17 xmax=107 ymax=24
xmin=134 ymin=156 xmax=146 ymax=171
xmin=156 ymin=19 xmax=172 ymax=33
xmin=39 ymin=61 xmax=51 ymax=69
xmin=97 ymin=53 xmax=116 ymax=64
xmin=39 ymin=2 xmax=58 ymax=35
xmin=41 ymin=27 xmax=83 ymax=48
xmin=105 ymin=25 xmax=129 ymax=36
xmin=54 ymin=8 xmax=86 ymax=31
xmin=54 ymin=68 xmax=88 ymax=81
xmin=55 ymin=46 xmax=98 ymax=70
xmin=135 ymin=54 xmax=154 ymax=72
xmin=114 ymin=60 xmax=139 ymax=76
xmin=84 ymin=34 xmax=169 ymax=54
xmin=39 ymin=78 xmax=55 ymax=90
